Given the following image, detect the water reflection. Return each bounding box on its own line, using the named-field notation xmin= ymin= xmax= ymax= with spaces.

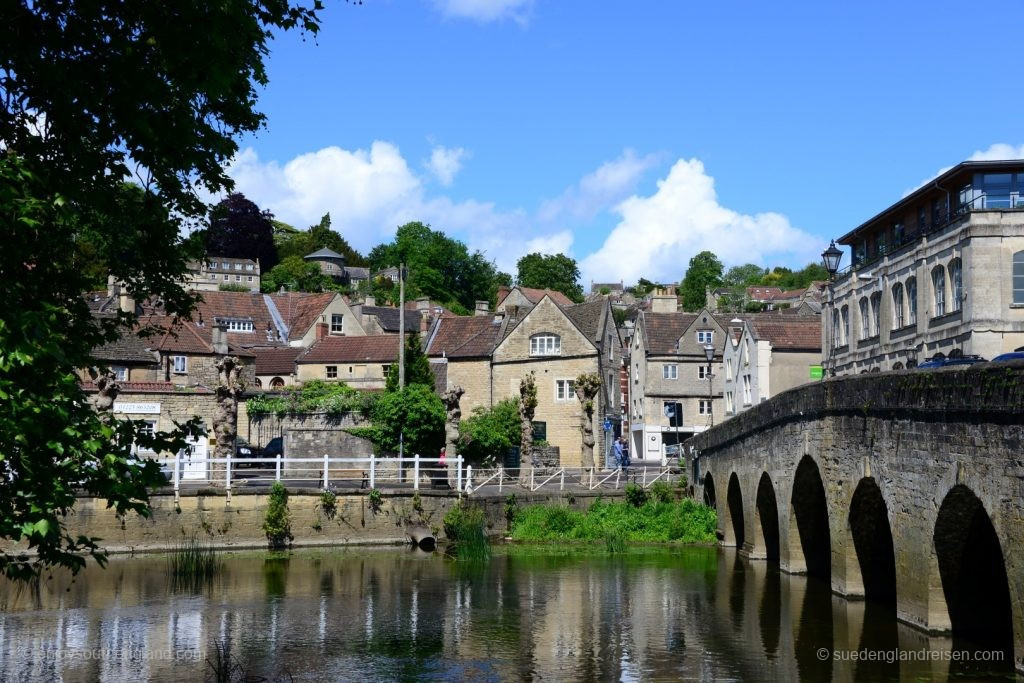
xmin=0 ymin=547 xmax=1017 ymax=682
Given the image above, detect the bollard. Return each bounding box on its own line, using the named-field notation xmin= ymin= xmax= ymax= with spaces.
xmin=225 ymin=454 xmax=232 ymax=505
xmin=466 ymin=465 xmax=473 ymax=494
xmin=173 ymin=450 xmax=181 ymax=504
xmin=456 ymin=456 xmax=463 ymax=493
xmin=414 ymin=453 xmax=420 ymax=491
xmin=370 ymin=453 xmax=376 ymax=490
xmin=275 ymin=453 xmax=282 ymax=482
xmin=560 ymin=469 xmax=564 ymax=491
xmin=643 ymin=467 xmax=647 ymax=487
xmin=323 ymin=453 xmax=329 ymax=489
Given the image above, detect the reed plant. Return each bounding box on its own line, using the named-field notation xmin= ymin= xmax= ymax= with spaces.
xmin=169 ymin=535 xmax=221 ymax=592
xmin=443 ymin=500 xmax=490 ymax=561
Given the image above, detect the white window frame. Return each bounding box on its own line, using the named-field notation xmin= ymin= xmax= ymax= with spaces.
xmin=530 ymin=334 xmax=561 ymax=356
xmin=698 ymin=399 xmax=712 ymax=415
xmin=172 ymin=355 xmax=187 ymax=374
xmin=555 ymin=379 xmax=576 ymax=402
xmin=892 ymin=283 xmax=904 ymax=329
xmin=662 ymin=364 xmax=678 ymax=380
xmin=133 ymin=419 xmax=158 ymax=454
xmin=870 ymin=292 xmax=881 ymax=337
xmin=907 ymin=278 xmax=917 ymax=324
xmin=222 ymin=274 xmax=229 ymax=281
xmin=247 ymin=275 xmax=254 ymax=283
xmin=742 ymin=375 xmax=752 ymax=405
xmin=841 ymin=306 xmax=850 ymax=344
xmin=331 ymin=313 xmax=344 ymax=334
xmin=696 ymin=330 xmax=714 ymax=345
xmin=112 ymin=366 xmax=128 ymax=381
xmin=698 ymin=365 xmax=710 ymax=380
xmin=859 ymin=297 xmax=870 ymax=339
xmin=949 ymin=258 xmax=962 ymax=312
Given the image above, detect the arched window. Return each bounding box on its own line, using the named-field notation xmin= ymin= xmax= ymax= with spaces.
xmin=932 ymin=265 xmax=946 ymax=316
xmin=859 ymin=297 xmax=870 ymax=339
xmin=892 ymin=361 xmax=904 ymax=370
xmin=1013 ymin=251 xmax=1024 ymax=304
xmin=253 ymin=377 xmax=263 ymax=389
xmin=832 ymin=310 xmax=841 ymax=349
xmin=892 ymin=283 xmax=904 ymax=329
xmin=270 ymin=377 xmax=285 ymax=389
xmin=530 ymin=334 xmax=561 ymax=356
xmin=841 ymin=305 xmax=849 ymax=345
xmin=870 ymin=292 xmax=881 ymax=336
xmin=949 ymin=258 xmax=962 ymax=312
xmin=906 ymin=277 xmax=918 ymax=324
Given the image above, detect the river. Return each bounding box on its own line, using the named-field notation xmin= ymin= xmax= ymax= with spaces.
xmin=0 ymin=546 xmax=1016 ymax=681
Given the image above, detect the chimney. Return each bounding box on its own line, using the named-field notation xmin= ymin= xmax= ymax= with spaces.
xmin=118 ymin=288 xmax=135 ymax=314
xmin=212 ymin=322 xmax=228 ymax=355
xmin=506 ymin=304 xmax=520 ymax=322
xmin=650 ymin=294 xmax=677 ymax=314
xmin=419 ymin=312 xmax=429 ymax=333
xmin=497 ymin=285 xmax=510 ymax=306
xmin=107 ymin=274 xmax=117 ymax=298
xmin=364 ymin=295 xmax=376 ymax=307
xmin=316 ymin=322 xmax=328 ymax=340
xmin=415 ymin=296 xmax=430 ymax=312
xmin=474 ymin=300 xmax=490 ymax=316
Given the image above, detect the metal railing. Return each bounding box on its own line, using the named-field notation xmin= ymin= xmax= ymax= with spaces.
xmin=462 ymin=465 xmax=676 ymax=495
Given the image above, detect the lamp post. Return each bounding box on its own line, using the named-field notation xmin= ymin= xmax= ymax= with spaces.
xmin=821 ymin=240 xmax=843 ymax=377
xmin=703 ymin=342 xmax=715 ymax=428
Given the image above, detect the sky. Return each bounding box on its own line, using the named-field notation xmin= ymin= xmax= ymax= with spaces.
xmin=224 ymin=0 xmax=1024 ymax=286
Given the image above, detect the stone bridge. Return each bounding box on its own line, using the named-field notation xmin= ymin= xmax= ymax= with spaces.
xmin=688 ymin=361 xmax=1024 ymax=672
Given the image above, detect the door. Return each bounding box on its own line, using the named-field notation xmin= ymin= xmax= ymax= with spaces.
xmin=180 ymin=434 xmax=208 ymax=480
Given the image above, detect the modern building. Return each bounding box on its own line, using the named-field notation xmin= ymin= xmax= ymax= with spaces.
xmin=824 ymin=159 xmax=1024 ymax=373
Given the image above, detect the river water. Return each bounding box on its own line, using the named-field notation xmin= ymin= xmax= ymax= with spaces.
xmin=0 ymin=546 xmax=1016 ymax=682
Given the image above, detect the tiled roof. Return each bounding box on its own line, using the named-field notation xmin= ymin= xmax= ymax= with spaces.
xmin=268 ymin=292 xmax=337 ymax=341
xmin=517 ymin=287 xmax=574 ymax=307
xmin=297 ymin=336 xmax=400 ymax=364
xmin=747 ymin=286 xmax=783 ymax=300
xmin=91 ymin=331 xmax=159 ymax=364
xmin=345 ymin=266 xmax=370 ymax=280
xmin=143 ymin=316 xmax=255 ymax=357
xmin=564 ymin=300 xmax=605 ymax=340
xmin=642 ymin=312 xmax=698 ymax=354
xmin=748 ymin=319 xmax=821 ymax=351
xmin=304 ymin=248 xmax=344 ymax=259
xmin=81 ymin=381 xmax=212 ymax=394
xmin=427 ymin=316 xmax=502 ymax=358
xmin=250 ymin=346 xmax=303 ymax=375
xmin=362 ymin=305 xmax=422 ymax=333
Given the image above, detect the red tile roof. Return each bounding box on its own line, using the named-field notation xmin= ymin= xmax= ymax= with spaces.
xmin=427 ymin=316 xmax=502 ymax=359
xmin=269 ymin=292 xmax=337 ymax=341
xmin=297 ymin=336 xmax=400 ymax=364
xmin=250 ymin=346 xmax=304 ymax=375
xmin=142 ymin=316 xmax=255 ymax=357
xmin=642 ymin=312 xmax=698 ymax=354
xmin=497 ymin=286 xmax=574 ymax=308
xmin=748 ymin=319 xmax=821 ymax=351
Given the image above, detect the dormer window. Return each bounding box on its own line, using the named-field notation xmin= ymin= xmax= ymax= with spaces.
xmin=696 ymin=330 xmax=714 ymax=345
xmin=530 ymin=334 xmax=561 ymax=356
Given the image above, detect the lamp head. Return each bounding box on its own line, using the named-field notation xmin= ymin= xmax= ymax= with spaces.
xmin=822 ymin=240 xmax=843 ymax=277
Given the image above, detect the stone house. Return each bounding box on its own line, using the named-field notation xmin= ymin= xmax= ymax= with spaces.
xmin=249 ymin=346 xmax=304 ymax=389
xmin=425 ymin=315 xmax=503 ymax=415
xmin=294 ymin=336 xmax=399 ymax=389
xmin=721 ymin=317 xmax=821 ymax=416
xmin=147 ymin=321 xmax=256 ymax=388
xmin=825 ymin=158 xmax=1024 ymax=373
xmin=303 ymin=248 xmax=369 ymax=287
xmin=182 ymin=257 xmax=260 ymax=292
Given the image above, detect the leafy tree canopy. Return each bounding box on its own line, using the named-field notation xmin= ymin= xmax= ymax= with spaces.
xmin=723 ymin=263 xmax=767 ymax=288
xmin=206 ymin=193 xmax=279 ymax=271
xmin=385 ymin=333 xmax=433 ymax=392
xmin=0 ymin=0 xmax=321 ymax=580
xmin=515 ymin=252 xmax=584 ymax=303
xmin=680 ymin=251 xmax=724 ymax=311
xmin=370 ymin=385 xmax=445 ymax=456
xmin=275 ymin=213 xmax=367 ymax=267
xmin=368 ymin=221 xmax=503 ymax=314
xmin=458 ymin=398 xmax=520 ymax=466
xmin=261 ymin=255 xmax=331 ymax=293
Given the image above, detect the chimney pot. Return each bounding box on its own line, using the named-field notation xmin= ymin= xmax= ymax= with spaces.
xmin=212 ymin=322 xmax=229 ymax=355
xmin=316 ymin=322 xmax=328 ymax=340
xmin=364 ymin=295 xmax=376 ymax=307
xmin=474 ymin=300 xmax=490 ymax=316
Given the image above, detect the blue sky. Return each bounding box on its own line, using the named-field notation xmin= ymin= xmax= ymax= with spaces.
xmin=226 ymin=0 xmax=1024 ymax=285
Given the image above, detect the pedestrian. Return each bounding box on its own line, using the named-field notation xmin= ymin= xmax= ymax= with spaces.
xmin=621 ymin=438 xmax=630 ymax=470
xmin=613 ymin=438 xmax=624 ymax=470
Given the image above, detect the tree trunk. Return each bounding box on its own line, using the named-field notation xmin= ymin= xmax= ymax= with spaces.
xmin=575 ymin=373 xmax=602 ymax=471
xmin=518 ymin=372 xmax=537 ymax=487
xmin=441 ymin=386 xmax=464 ymax=489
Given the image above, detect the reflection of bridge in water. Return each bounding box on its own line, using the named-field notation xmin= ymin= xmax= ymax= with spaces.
xmin=690 ymin=362 xmax=1024 ymax=673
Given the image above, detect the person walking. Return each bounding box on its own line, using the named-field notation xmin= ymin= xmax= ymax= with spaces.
xmin=613 ymin=438 xmax=624 ymax=470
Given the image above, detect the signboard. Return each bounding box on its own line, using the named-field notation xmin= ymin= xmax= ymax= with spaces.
xmin=114 ymin=402 xmax=161 ymax=414
xmin=603 ymin=418 xmax=612 ymax=432
xmin=809 ymin=365 xmax=824 ymax=380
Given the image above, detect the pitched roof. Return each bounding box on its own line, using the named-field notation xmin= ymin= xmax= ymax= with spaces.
xmin=345 ymin=266 xmax=370 ymax=279
xmin=642 ymin=312 xmax=698 ymax=354
xmin=563 ymin=300 xmax=605 ymax=340
xmin=304 ymin=248 xmax=343 ymax=260
xmin=497 ymin=286 xmax=574 ymax=308
xmin=268 ymin=292 xmax=337 ymax=341
xmin=250 ymin=346 xmax=304 ymax=375
xmin=91 ymin=327 xmax=159 ymax=364
xmin=748 ymin=319 xmax=822 ymax=351
xmin=362 ymin=305 xmax=422 ymax=333
xmin=427 ymin=316 xmax=502 ymax=359
xmin=143 ymin=317 xmax=255 ymax=357
xmin=297 ymin=336 xmax=400 ymax=364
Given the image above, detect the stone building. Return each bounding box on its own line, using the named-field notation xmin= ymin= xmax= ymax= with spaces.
xmin=182 ymin=257 xmax=260 ymax=292
xmin=295 ymin=336 xmax=398 ymax=389
xmin=825 ymin=159 xmax=1024 ymax=374
xmin=303 ymin=247 xmax=369 ymax=288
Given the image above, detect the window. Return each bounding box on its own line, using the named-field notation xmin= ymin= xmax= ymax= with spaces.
xmin=225 ymin=319 xmax=253 ymax=332
xmin=530 ymin=334 xmax=561 ymax=356
xmin=907 ymin=278 xmax=917 ymax=324
xmin=664 ymin=401 xmax=682 ymax=427
xmin=134 ymin=420 xmax=157 ymax=454
xmin=841 ymin=306 xmax=850 ymax=344
xmin=234 ymin=263 xmax=242 ymax=270
xmin=247 ymin=276 xmax=254 ymax=282
xmin=726 ymin=392 xmax=734 ymax=415
xmin=949 ymin=258 xmax=962 ymax=312
xmin=253 ymin=378 xmax=262 ymax=388
xmin=725 ymin=359 xmax=733 ymax=381
xmin=698 ymin=399 xmax=712 ymax=416
xmin=326 ymin=263 xmax=334 ymax=271
xmin=532 ymin=422 xmax=547 ymax=442
xmin=742 ymin=375 xmax=752 ymax=405
xmin=662 ymin=364 xmax=678 ymax=380
xmin=832 ymin=310 xmax=841 ymax=348
xmin=859 ymin=297 xmax=869 ymax=339
xmin=326 ymin=366 xmax=337 ymax=379
xmin=381 ymin=364 xmax=391 ymax=377
xmin=222 ymin=274 xmax=229 ymax=281
xmin=1015 ymin=251 xmax=1024 ymax=304
xmin=172 ymin=355 xmax=187 ymax=374
xmin=870 ymin=292 xmax=881 ymax=336
xmin=246 ymin=264 xmax=254 ymax=271
xmin=696 ymin=330 xmax=714 ymax=345
xmin=112 ymin=366 xmax=128 ymax=381
xmin=331 ymin=314 xmax=344 ymax=334
xmin=698 ymin=365 xmax=710 ymax=380
xmin=270 ymin=377 xmax=285 ymax=389
xmin=235 ymin=274 xmax=241 ymax=282
xmin=555 ymin=379 xmax=576 ymax=401
xmin=932 ymin=266 xmax=946 ymax=316
xmin=892 ymin=284 xmax=904 ymax=329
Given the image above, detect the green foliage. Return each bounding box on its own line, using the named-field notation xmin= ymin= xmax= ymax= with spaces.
xmin=169 ymin=535 xmax=221 ymax=592
xmin=319 ymin=490 xmax=338 ymax=517
xmin=510 ymin=498 xmax=717 ymax=545
xmin=368 ymin=221 xmax=504 ymax=312
xmin=370 ymin=385 xmax=445 ymax=456
xmin=723 ymin=263 xmax=768 ymax=288
xmin=260 ymin=255 xmax=331 ymax=293
xmin=680 ymin=250 xmax=724 ymax=311
xmin=262 ymin=483 xmax=293 ymax=549
xmin=624 ymin=482 xmax=648 ymax=507
xmin=611 ymin=307 xmax=629 ymax=327
xmin=0 ymin=0 xmax=320 ymax=581
xmin=218 ymin=283 xmax=251 ymax=292
xmin=276 ymin=213 xmax=367 ymax=267
xmin=246 ymin=380 xmax=378 ymax=417
xmin=599 ymin=286 xmax=611 ymax=295
xmin=206 ymin=193 xmax=278 ymax=270
xmin=648 ymin=480 xmax=674 ymax=504
xmin=385 ymin=333 xmax=433 ymax=392
xmin=443 ymin=500 xmax=490 ymax=560
xmin=458 ymin=398 xmax=520 ymax=466
xmin=504 ymin=493 xmax=520 ymax=526
xmin=515 ymin=252 xmax=584 ymax=302
xmin=368 ymin=488 xmax=382 ymax=512
xmin=603 ymin=527 xmax=627 ymax=553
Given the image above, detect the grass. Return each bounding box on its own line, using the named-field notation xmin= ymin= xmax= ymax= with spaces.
xmin=509 ymin=497 xmax=717 ymax=545
xmin=169 ymin=535 xmax=221 ymax=592
xmin=443 ymin=500 xmax=490 ymax=561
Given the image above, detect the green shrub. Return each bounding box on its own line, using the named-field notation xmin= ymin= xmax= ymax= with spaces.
xmin=368 ymin=488 xmax=382 ymax=512
xmin=604 ymin=527 xmax=627 ymax=553
xmin=319 ymin=489 xmax=337 ymax=517
xmin=503 ymin=493 xmax=520 ymax=526
xmin=443 ymin=500 xmax=490 ymax=560
xmin=624 ymin=482 xmax=647 ymax=507
xmin=262 ymin=482 xmax=292 ymax=548
xmin=649 ymin=480 xmax=674 ymax=504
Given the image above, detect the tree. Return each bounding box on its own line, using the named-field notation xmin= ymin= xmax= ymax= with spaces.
xmin=206 ymin=193 xmax=279 ymax=271
xmin=370 ymin=385 xmax=445 ymax=457
xmin=680 ymin=251 xmax=724 ymax=311
xmin=261 ymin=255 xmax=331 ymax=293
xmin=276 ymin=213 xmax=367 ymax=267
xmin=518 ymin=372 xmax=538 ymax=486
xmin=385 ymin=333 xmax=434 ymax=392
xmin=723 ymin=263 xmax=767 ymax=288
xmin=0 ymin=0 xmax=321 ymax=581
xmin=574 ymin=373 xmax=601 ymax=470
xmin=458 ymin=398 xmax=520 ymax=466
xmin=515 ymin=253 xmax=584 ymax=302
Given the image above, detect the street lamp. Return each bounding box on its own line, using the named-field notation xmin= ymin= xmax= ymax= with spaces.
xmin=703 ymin=342 xmax=715 ymax=428
xmin=821 ymin=240 xmax=844 ymax=377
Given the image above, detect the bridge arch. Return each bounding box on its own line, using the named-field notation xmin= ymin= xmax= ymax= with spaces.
xmin=933 ymin=484 xmax=1014 ymax=661
xmin=724 ymin=473 xmax=745 ymax=549
xmin=786 ymin=456 xmax=830 ymax=578
xmin=703 ymin=471 xmax=717 ymax=509
xmin=753 ymin=472 xmax=780 ymax=562
xmin=847 ymin=477 xmax=897 ymax=605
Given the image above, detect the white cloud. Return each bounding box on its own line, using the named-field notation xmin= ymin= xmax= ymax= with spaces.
xmin=430 ymin=0 xmax=533 ymax=24
xmin=538 ymin=148 xmax=660 ymax=224
xmin=580 ymin=159 xmax=822 ymax=285
xmin=425 ymin=145 xmax=467 ymax=186
xmin=904 ymin=143 xmax=1024 ymax=196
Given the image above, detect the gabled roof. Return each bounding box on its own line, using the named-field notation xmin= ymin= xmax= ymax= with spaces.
xmin=345 ymin=266 xmax=370 ymax=280
xmin=297 ymin=336 xmax=400 ymax=364
xmin=427 ymin=315 xmax=502 ymax=359
xmin=362 ymin=305 xmax=422 ymax=333
xmin=268 ymin=292 xmax=338 ymax=341
xmin=304 ymin=247 xmax=344 ymax=260
xmin=563 ymin=300 xmax=606 ymax=340
xmin=747 ymin=319 xmax=821 ymax=351
xmin=640 ymin=312 xmax=698 ymax=354
xmin=498 ymin=286 xmax=575 ymax=308
xmin=250 ymin=346 xmax=304 ymax=375
xmin=91 ymin=328 xmax=159 ymax=364
xmin=144 ymin=317 xmax=255 ymax=357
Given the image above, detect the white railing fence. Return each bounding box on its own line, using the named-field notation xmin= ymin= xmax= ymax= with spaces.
xmin=463 ymin=465 xmax=675 ymax=495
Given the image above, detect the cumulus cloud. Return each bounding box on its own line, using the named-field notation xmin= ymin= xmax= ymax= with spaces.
xmin=425 ymin=145 xmax=467 ymax=186
xmin=538 ymin=148 xmax=660 ymax=224
xmin=579 ymin=159 xmax=822 ymax=285
xmin=430 ymin=0 xmax=533 ymax=24
xmin=905 ymin=143 xmax=1024 ymax=196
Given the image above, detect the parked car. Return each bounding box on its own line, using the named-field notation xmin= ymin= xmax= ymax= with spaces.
xmin=234 ymin=436 xmax=284 ymax=467
xmin=916 ymin=355 xmax=986 ymax=369
xmin=992 ymin=351 xmax=1024 ymax=362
